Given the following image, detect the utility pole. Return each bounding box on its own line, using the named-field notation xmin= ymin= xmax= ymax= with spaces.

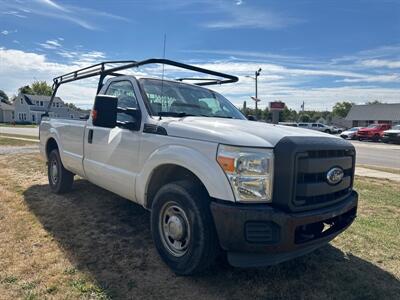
xmin=246 ymin=68 xmax=262 ymax=116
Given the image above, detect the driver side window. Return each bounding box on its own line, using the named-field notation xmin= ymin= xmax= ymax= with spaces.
xmin=106 ymin=80 xmax=138 ymax=123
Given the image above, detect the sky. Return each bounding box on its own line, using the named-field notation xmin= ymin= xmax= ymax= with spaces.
xmin=0 ymin=0 xmax=399 ymax=110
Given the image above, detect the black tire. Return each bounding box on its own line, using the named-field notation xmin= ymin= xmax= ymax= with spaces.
xmin=372 ymin=134 xmax=380 ymax=142
xmin=325 ymin=129 xmax=331 ymax=134
xmin=48 ymin=149 xmax=74 ymax=194
xmin=151 ymin=180 xmax=219 ymax=275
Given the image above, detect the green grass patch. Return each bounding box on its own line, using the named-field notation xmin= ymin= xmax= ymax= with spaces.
xmin=0 ymin=137 xmax=38 ymax=146
xmin=70 ymin=279 xmax=110 ymax=299
xmin=0 ymin=133 xmax=39 ymax=140
xmin=0 ymin=123 xmax=38 ymax=128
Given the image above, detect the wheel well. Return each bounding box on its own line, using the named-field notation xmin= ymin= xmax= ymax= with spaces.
xmin=145 ymin=164 xmax=207 ymax=209
xmin=46 ymin=138 xmax=58 ymax=160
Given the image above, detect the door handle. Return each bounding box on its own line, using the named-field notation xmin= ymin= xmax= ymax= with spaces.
xmin=88 ymin=129 xmax=93 ymax=144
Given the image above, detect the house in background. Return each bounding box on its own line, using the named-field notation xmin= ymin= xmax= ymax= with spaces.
xmin=345 ymin=103 xmax=400 ymax=127
xmin=0 ymin=102 xmax=15 ymax=123
xmin=13 ymin=93 xmax=85 ymax=124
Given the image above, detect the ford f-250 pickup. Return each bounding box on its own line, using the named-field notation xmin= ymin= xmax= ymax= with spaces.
xmin=39 ymin=59 xmax=358 ymax=275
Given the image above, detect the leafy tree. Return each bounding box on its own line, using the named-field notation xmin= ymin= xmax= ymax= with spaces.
xmin=18 ymin=81 xmax=53 ymax=96
xmin=367 ymin=100 xmax=383 ymax=105
xmin=65 ymin=102 xmax=86 ymax=112
xmin=18 ymin=85 xmax=33 ymax=95
xmin=280 ymin=106 xmax=298 ymax=122
xmin=332 ymin=101 xmax=353 ymax=118
xmin=299 ymin=113 xmax=311 ymax=122
xmin=0 ymin=90 xmax=9 ymax=103
xmin=31 ymin=81 xmax=53 ymax=96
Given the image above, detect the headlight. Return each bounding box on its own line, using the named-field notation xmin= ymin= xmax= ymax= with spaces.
xmin=217 ymin=145 xmax=273 ymax=202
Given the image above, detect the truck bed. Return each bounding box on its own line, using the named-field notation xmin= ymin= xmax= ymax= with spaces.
xmin=40 ymin=117 xmax=87 ymax=177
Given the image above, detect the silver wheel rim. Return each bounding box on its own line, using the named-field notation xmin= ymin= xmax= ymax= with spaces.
xmin=50 ymin=159 xmax=59 ymax=185
xmin=159 ymin=201 xmax=191 ymax=257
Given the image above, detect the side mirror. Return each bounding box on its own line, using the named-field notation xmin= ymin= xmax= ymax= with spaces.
xmin=247 ymin=115 xmax=257 ymax=121
xmin=92 ymin=95 xmax=118 ymax=128
xmin=116 ymin=107 xmax=141 ymax=131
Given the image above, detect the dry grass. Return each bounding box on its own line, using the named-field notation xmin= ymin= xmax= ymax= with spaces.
xmin=0 ymin=154 xmax=399 ymax=300
xmin=358 ymin=164 xmax=400 ymax=175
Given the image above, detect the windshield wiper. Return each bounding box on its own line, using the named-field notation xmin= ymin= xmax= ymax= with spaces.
xmin=213 ymin=115 xmax=233 ymax=119
xmin=158 ymin=112 xmax=209 ymax=118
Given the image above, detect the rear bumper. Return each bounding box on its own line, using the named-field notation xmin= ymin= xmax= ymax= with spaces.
xmin=210 ymin=191 xmax=358 ymax=267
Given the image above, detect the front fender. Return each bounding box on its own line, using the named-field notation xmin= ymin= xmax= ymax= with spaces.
xmin=136 ymin=144 xmax=235 ymax=206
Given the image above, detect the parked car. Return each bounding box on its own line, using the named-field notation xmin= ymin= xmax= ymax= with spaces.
xmin=340 ymin=127 xmax=362 ymax=140
xmin=298 ymin=123 xmax=335 ymax=133
xmin=382 ymin=125 xmax=400 ymax=144
xmin=332 ymin=126 xmax=345 ymax=134
xmin=357 ymin=124 xmax=392 ymax=142
xmin=39 ymin=59 xmax=358 ymax=275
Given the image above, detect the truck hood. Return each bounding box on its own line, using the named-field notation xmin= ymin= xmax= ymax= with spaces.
xmin=358 ymin=128 xmax=375 ymax=132
xmin=159 ymin=117 xmax=338 ymax=147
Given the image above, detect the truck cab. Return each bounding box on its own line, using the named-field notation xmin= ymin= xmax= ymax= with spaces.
xmin=39 ymin=59 xmax=358 ymax=275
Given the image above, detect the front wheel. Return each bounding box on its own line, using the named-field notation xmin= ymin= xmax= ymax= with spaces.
xmin=48 ymin=149 xmax=74 ymax=194
xmin=151 ymin=180 xmax=219 ymax=275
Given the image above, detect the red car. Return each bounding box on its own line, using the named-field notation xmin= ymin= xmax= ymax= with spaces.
xmin=357 ymin=124 xmax=392 ymax=141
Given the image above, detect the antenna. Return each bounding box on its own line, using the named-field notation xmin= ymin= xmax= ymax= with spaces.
xmin=159 ymin=33 xmax=167 ymax=120
xmin=161 ymin=33 xmax=167 ymax=81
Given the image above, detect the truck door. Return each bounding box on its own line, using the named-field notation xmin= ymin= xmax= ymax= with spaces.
xmin=83 ymin=79 xmax=141 ymax=201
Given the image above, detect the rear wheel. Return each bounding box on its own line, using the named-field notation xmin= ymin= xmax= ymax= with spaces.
xmin=325 ymin=129 xmax=331 ymax=134
xmin=48 ymin=149 xmax=74 ymax=194
xmin=372 ymin=134 xmax=380 ymax=142
xmin=151 ymin=180 xmax=219 ymax=275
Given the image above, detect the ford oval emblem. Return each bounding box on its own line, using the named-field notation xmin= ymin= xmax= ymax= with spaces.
xmin=326 ymin=167 xmax=344 ymax=185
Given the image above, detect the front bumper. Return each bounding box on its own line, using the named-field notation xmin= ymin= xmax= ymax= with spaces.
xmin=357 ymin=132 xmax=374 ymax=139
xmin=382 ymin=135 xmax=400 ymax=143
xmin=340 ymin=133 xmax=355 ymax=139
xmin=210 ymin=191 xmax=358 ymax=267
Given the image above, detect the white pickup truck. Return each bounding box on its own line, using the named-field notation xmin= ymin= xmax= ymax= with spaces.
xmin=40 ymin=59 xmax=358 ymax=275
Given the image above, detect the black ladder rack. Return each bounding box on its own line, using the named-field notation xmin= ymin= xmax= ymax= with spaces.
xmin=45 ymin=58 xmax=239 ymax=114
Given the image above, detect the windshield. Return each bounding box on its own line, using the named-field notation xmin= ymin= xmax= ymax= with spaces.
xmin=349 ymin=127 xmax=359 ymax=131
xmin=367 ymin=124 xmax=379 ymax=128
xmin=392 ymin=125 xmax=400 ymax=130
xmin=139 ymin=78 xmax=246 ymax=119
